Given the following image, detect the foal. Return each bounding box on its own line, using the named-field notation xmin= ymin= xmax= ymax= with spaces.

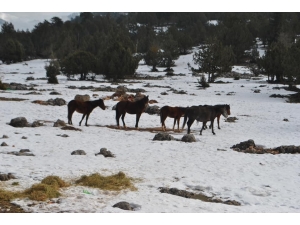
xmin=67 ymin=98 xmax=106 ymax=126
xmin=160 ymin=106 xmax=187 ymax=131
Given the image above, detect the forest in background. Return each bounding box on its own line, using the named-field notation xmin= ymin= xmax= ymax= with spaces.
xmin=0 ymin=12 xmax=300 ymax=84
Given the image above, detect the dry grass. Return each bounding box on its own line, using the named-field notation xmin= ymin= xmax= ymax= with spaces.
xmin=0 ymin=175 xmax=69 ymax=202
xmin=75 ymin=171 xmax=136 ymax=191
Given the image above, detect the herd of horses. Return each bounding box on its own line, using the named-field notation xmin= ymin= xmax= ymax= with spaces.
xmin=67 ymin=95 xmax=231 ymax=135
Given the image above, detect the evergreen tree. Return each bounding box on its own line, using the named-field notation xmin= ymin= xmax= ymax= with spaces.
xmin=99 ymin=41 xmax=139 ymax=80
xmin=193 ymin=38 xmax=234 ymax=82
xmin=60 ymin=50 xmax=97 ymax=80
xmin=144 ymin=45 xmax=163 ymax=72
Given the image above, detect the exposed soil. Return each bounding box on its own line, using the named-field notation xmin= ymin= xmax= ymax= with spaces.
xmin=99 ymin=125 xmax=184 ymax=133
xmin=0 ymin=97 xmax=27 ymax=101
xmin=0 ymin=200 xmax=27 ymax=213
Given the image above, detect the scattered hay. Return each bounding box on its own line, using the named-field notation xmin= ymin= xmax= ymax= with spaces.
xmin=0 ymin=189 xmax=24 ymax=201
xmin=0 ymin=175 xmax=68 ymax=203
xmin=41 ymin=176 xmax=69 ymax=189
xmin=24 ymin=183 xmax=61 ymax=201
xmin=75 ymin=172 xmax=136 ymax=191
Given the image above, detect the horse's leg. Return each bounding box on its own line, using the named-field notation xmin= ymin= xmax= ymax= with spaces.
xmin=211 ymin=119 xmax=216 ymax=135
xmin=186 ymin=119 xmax=195 ymax=134
xmin=173 ymin=118 xmax=176 ymax=131
xmin=85 ymin=113 xmax=90 ymax=126
xmin=121 ymin=113 xmax=126 ymax=128
xmin=79 ymin=114 xmax=86 ymax=126
xmin=135 ymin=113 xmax=141 ymax=129
xmin=217 ymin=115 xmax=221 ymax=129
xmin=200 ymin=122 xmax=204 ymax=135
xmin=116 ymin=108 xmax=121 ymax=128
xmin=177 ymin=117 xmax=181 ymax=131
xmin=161 ymin=115 xmax=166 ymax=131
xmin=68 ymin=109 xmax=74 ymax=125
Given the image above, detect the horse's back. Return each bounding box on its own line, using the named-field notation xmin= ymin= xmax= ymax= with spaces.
xmin=187 ymin=105 xmax=212 ymax=121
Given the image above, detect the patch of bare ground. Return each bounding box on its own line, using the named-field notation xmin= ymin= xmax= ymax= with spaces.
xmin=0 ymin=200 xmax=27 ymax=213
xmin=0 ymin=97 xmax=27 ymax=101
xmin=100 ymin=125 xmax=183 ymax=133
xmin=159 ymin=187 xmax=241 ymax=206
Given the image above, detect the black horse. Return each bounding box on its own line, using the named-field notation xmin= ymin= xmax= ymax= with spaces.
xmin=204 ymin=104 xmax=231 ymax=130
xmin=67 ymin=99 xmax=106 ymax=126
xmin=182 ymin=104 xmax=230 ymax=135
xmin=115 ymin=95 xmax=149 ymax=129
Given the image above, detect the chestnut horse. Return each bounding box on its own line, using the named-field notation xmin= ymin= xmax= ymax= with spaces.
xmin=182 ymin=104 xmax=230 ymax=135
xmin=160 ymin=106 xmax=188 ymax=131
xmin=67 ymin=98 xmax=106 ymax=126
xmin=116 ymin=95 xmax=149 ymax=129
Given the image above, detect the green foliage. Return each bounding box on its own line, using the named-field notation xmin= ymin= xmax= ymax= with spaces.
xmin=99 ymin=41 xmax=139 ymax=80
xmin=0 ymin=39 xmax=25 ymax=64
xmin=260 ymin=42 xmax=286 ymax=82
xmin=144 ymin=45 xmax=162 ymax=72
xmin=60 ymin=50 xmax=97 ymax=80
xmin=193 ymin=37 xmax=235 ymax=82
xmin=197 ymin=75 xmax=210 ymax=88
xmin=45 ymin=59 xmax=60 ymax=84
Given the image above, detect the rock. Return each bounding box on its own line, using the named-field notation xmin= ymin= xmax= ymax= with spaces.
xmin=2 ymin=135 xmax=9 ymax=138
xmin=231 ymin=139 xmax=256 ymax=150
xmin=53 ymin=119 xmax=66 ymax=127
xmin=49 ymin=91 xmax=61 ymax=95
xmin=74 ymin=94 xmax=90 ymax=102
xmin=181 ymin=134 xmax=196 ymax=142
xmin=1 ymin=142 xmax=8 ymax=146
xmin=153 ymin=132 xmax=174 ymax=141
xmin=9 ymin=117 xmax=29 ymax=127
xmin=225 ymin=117 xmax=238 ymax=122
xmin=71 ymin=150 xmax=86 ymax=155
xmin=95 ymin=148 xmax=115 ymax=157
xmin=112 ymin=201 xmax=134 ymax=211
xmin=7 ymin=149 xmax=35 ymax=156
xmin=31 ymin=121 xmax=44 ymax=127
xmin=21 ymin=136 xmax=27 ymax=139
xmin=0 ymin=173 xmax=16 ymax=181
xmin=145 ymin=105 xmax=160 ymax=115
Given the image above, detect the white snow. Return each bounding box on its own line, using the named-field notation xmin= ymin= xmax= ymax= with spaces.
xmin=0 ymin=50 xmax=300 ymax=219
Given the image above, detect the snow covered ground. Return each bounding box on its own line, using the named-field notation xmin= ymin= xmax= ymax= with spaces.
xmin=0 ymin=50 xmax=300 ymax=218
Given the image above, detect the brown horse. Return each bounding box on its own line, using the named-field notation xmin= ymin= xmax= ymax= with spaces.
xmin=160 ymin=106 xmax=188 ymax=131
xmin=182 ymin=104 xmax=229 ymax=135
xmin=116 ymin=95 xmax=149 ymax=129
xmin=67 ymin=98 xmax=106 ymax=126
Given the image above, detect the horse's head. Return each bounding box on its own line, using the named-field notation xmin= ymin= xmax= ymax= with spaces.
xmin=98 ymin=99 xmax=106 ymax=110
xmin=226 ymin=104 xmax=231 ymax=115
xmin=143 ymin=95 xmax=149 ymax=104
xmin=221 ymin=105 xmax=229 ymax=118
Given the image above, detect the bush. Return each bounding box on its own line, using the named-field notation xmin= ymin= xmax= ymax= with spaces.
xmin=45 ymin=59 xmax=60 ymax=84
xmin=198 ymin=75 xmax=210 ymax=88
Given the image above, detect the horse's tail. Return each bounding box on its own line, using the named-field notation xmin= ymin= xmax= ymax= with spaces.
xmin=159 ymin=108 xmax=163 ymax=125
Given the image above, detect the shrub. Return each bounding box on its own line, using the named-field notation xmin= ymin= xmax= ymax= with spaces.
xmin=198 ymin=75 xmax=210 ymax=88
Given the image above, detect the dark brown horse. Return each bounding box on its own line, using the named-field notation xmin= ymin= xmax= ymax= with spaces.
xmin=182 ymin=104 xmax=230 ymax=135
xmin=116 ymin=95 xmax=149 ymax=129
xmin=160 ymin=106 xmax=188 ymax=131
xmin=67 ymin=99 xmax=106 ymax=126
